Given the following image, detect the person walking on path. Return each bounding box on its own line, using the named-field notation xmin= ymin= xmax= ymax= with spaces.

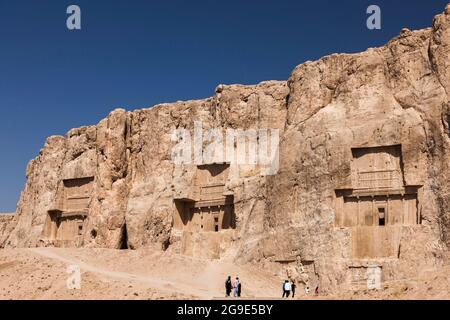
xmin=233 ymin=276 xmax=240 ymax=298
xmin=225 ymin=276 xmax=232 ymax=297
xmin=291 ymin=281 xmax=296 ymax=298
xmin=237 ymin=281 xmax=242 ymax=297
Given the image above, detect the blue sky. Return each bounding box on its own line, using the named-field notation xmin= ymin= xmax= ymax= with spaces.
xmin=0 ymin=0 xmax=448 ymax=211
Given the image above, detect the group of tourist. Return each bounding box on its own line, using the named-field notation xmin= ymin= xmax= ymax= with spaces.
xmin=282 ymin=281 xmax=320 ymax=298
xmin=282 ymin=280 xmax=296 ymax=298
xmin=225 ymin=276 xmax=241 ymax=297
xmin=224 ymin=276 xmax=319 ymax=299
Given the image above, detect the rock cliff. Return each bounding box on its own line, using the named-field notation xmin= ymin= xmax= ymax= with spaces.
xmin=2 ymin=4 xmax=450 ymax=294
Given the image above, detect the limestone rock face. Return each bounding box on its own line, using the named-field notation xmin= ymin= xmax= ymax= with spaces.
xmin=2 ymin=80 xmax=288 ymax=252
xmin=2 ymin=5 xmax=450 ymax=294
xmin=0 ymin=214 xmax=15 ymax=245
xmin=247 ymin=8 xmax=450 ymax=292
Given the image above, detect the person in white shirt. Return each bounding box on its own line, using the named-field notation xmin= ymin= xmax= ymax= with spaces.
xmin=233 ymin=277 xmax=240 ymax=298
xmin=282 ymin=280 xmax=291 ymax=298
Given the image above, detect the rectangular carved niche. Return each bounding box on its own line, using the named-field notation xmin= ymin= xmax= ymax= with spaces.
xmin=63 ymin=177 xmax=94 ymax=212
xmin=176 ymin=203 xmax=235 ymax=232
xmin=349 ymin=266 xmax=383 ymax=290
xmin=174 ymin=164 xmax=235 ymax=232
xmin=351 ymin=145 xmax=403 ymax=191
xmin=42 ymin=177 xmax=94 ymax=245
xmin=335 ymin=145 xmax=421 ymax=259
xmin=47 ymin=212 xmax=87 ymax=242
xmin=335 ymin=193 xmax=419 ymax=228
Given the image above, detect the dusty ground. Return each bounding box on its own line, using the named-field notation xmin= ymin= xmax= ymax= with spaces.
xmin=0 ymin=248 xmax=282 ymax=300
xmin=0 ymin=248 xmax=448 ymax=300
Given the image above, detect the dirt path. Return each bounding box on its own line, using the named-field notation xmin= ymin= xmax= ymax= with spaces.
xmin=30 ymin=248 xmax=211 ymax=299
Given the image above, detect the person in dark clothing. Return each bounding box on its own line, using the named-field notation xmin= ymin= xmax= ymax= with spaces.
xmin=237 ymin=282 xmax=242 ymax=297
xmin=225 ymin=276 xmax=232 ymax=297
xmin=291 ymin=282 xmax=296 ymax=298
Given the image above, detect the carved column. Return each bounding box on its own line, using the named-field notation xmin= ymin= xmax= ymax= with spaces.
xmin=386 ymin=196 xmax=390 ymax=225
xmin=357 ymin=196 xmax=360 ymax=226
xmin=401 ymin=195 xmax=405 ymax=225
